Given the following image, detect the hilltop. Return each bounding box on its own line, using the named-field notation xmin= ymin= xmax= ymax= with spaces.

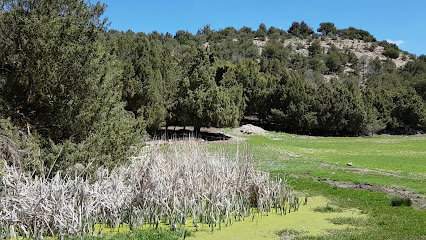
xmin=196 ymin=22 xmax=415 ymax=83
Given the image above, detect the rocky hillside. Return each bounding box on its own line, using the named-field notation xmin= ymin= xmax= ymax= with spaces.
xmin=259 ymin=37 xmax=410 ymax=67
xmin=253 ymin=36 xmax=412 ymax=79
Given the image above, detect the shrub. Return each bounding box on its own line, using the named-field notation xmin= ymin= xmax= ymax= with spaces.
xmin=275 ymin=229 xmax=309 ymax=238
xmin=308 ymin=40 xmax=323 ymax=57
xmin=390 ymin=196 xmax=412 ymax=207
xmin=383 ymin=48 xmax=400 ymax=59
xmin=338 ymin=27 xmax=376 ymax=42
xmin=368 ymin=42 xmax=378 ymax=52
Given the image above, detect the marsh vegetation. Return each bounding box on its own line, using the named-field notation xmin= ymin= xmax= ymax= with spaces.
xmin=0 ymin=143 xmax=298 ymax=239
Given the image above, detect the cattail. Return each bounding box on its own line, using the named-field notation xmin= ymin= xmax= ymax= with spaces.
xmin=0 ymin=141 xmax=297 ymax=238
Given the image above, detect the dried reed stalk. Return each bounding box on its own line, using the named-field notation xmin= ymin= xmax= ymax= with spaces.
xmin=0 ymin=142 xmax=298 ymax=239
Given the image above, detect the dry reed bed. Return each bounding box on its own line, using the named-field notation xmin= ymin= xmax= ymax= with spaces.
xmin=0 ymin=143 xmax=298 ymax=239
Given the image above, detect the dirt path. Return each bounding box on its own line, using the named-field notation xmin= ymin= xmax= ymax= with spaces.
xmin=313 ymin=177 xmax=426 ymax=209
xmin=318 ymin=161 xmax=404 ymax=178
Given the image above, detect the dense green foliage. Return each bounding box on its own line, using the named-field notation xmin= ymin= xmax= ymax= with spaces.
xmin=288 ymin=21 xmax=314 ymax=37
xmin=0 ymin=0 xmax=144 ymax=172
xmin=383 ymin=47 xmax=400 ymax=59
xmin=337 ymin=27 xmax=376 ymax=42
xmin=317 ymin=22 xmax=338 ymax=36
xmin=390 ymin=196 xmax=412 ymax=207
xmin=106 ymin=23 xmax=425 ymax=137
xmin=1 ymin=0 xmax=425 ymax=173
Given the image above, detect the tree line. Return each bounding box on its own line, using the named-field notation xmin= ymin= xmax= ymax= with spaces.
xmin=1 ymin=0 xmax=425 ymax=173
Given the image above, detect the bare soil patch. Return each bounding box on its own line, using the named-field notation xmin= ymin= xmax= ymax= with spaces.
xmin=313 ymin=178 xmax=426 ymax=209
xmin=318 ymin=161 xmax=404 ymax=178
xmin=233 ymin=124 xmax=266 ymax=136
xmin=344 ymin=167 xmax=403 ymax=178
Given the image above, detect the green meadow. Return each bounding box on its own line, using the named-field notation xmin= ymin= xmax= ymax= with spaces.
xmin=244 ymin=133 xmax=426 ymax=194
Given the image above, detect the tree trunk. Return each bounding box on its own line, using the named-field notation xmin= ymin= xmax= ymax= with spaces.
xmin=194 ymin=125 xmax=201 ymax=137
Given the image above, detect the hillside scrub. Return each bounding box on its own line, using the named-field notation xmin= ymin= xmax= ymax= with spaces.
xmin=0 ymin=143 xmax=298 ymax=239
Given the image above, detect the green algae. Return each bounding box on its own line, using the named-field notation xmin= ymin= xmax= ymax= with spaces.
xmin=89 ymin=196 xmax=364 ymax=240
xmin=188 ymin=196 xmax=364 ymax=240
xmin=38 ymin=196 xmax=364 ymax=240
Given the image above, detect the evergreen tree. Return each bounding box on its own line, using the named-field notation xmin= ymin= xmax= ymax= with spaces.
xmin=308 ymin=40 xmax=323 ymax=57
xmin=267 ymin=26 xmax=287 ymax=39
xmin=313 ymin=80 xmax=366 ymax=135
xmin=0 ymin=0 xmax=142 ymax=171
xmin=255 ymin=23 xmax=268 ymax=39
xmin=270 ymin=71 xmax=317 ymax=132
xmin=174 ymin=48 xmax=244 ymax=133
xmin=325 ymin=45 xmax=348 ymax=74
xmin=317 ymin=22 xmax=338 ymax=36
xmin=234 ymin=59 xmax=271 ymax=117
xmin=391 ymin=88 xmax=426 ymax=131
xmin=288 ymin=21 xmax=314 ymax=37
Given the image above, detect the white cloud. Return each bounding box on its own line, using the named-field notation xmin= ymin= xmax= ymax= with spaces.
xmin=385 ymin=39 xmax=405 ymax=46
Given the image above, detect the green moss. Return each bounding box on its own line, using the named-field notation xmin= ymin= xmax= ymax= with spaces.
xmin=327 ymin=216 xmax=368 ymax=226
xmin=40 ymin=196 xmax=359 ymax=240
xmin=290 ymin=178 xmax=426 ymax=239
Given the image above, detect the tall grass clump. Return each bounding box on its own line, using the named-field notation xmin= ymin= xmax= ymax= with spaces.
xmin=390 ymin=196 xmax=412 ymax=207
xmin=0 ymin=142 xmax=298 ymax=239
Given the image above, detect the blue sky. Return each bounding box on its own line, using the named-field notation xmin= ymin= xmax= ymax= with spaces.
xmin=102 ymin=0 xmax=425 ymax=56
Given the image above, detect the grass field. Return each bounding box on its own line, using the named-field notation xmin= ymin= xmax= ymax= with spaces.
xmin=245 ymin=133 xmax=426 ymax=194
